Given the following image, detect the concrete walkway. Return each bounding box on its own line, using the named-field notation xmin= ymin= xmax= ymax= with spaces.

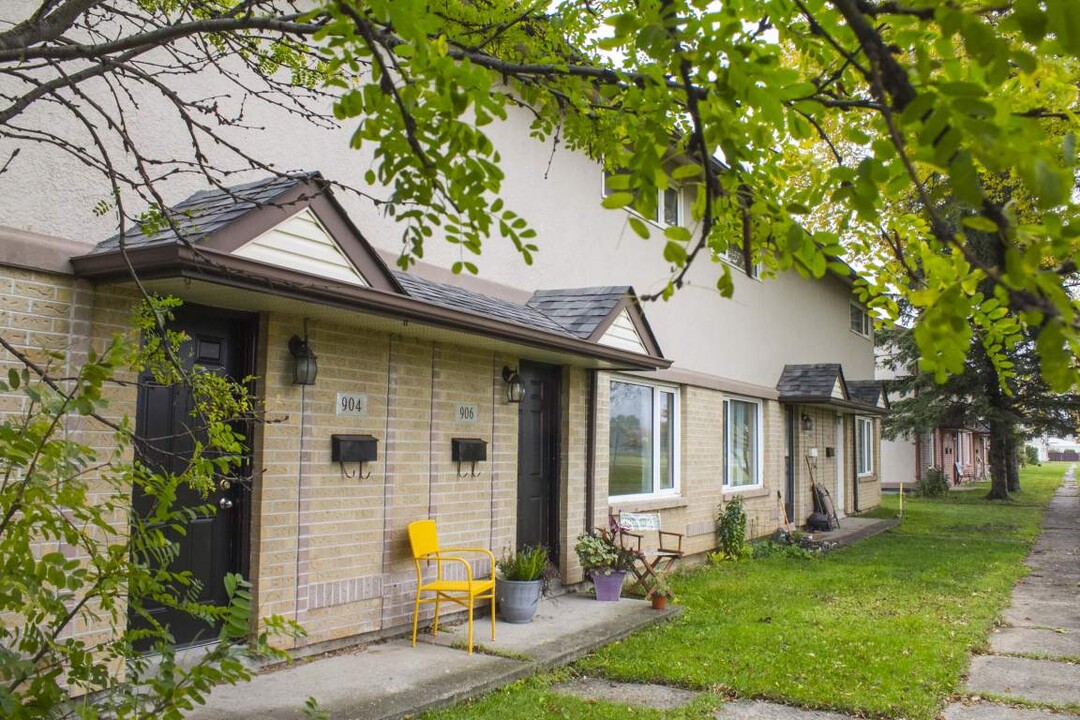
xmin=184 ymin=594 xmax=679 ymax=720
xmin=946 ymin=463 xmax=1079 ymax=719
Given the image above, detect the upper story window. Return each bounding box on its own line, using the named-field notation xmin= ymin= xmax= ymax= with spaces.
xmin=609 ymin=378 xmax=679 ymax=499
xmin=724 ymin=396 xmax=762 ymax=489
xmin=603 ymin=171 xmax=681 ymax=228
xmin=850 ymin=304 xmax=872 ymax=338
xmin=721 ymin=244 xmax=760 ymax=279
xmin=856 ymin=416 xmax=874 ymax=475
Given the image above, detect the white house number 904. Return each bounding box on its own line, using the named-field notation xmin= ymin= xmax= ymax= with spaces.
xmin=456 ymin=404 xmax=478 ymax=423
xmin=336 ymin=392 xmax=368 ymax=416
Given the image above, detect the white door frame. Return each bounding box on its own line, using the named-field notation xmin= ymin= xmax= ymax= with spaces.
xmin=835 ymin=415 xmax=846 ymax=517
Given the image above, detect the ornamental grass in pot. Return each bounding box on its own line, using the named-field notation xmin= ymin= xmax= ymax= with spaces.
xmin=495 ymin=545 xmax=555 ymax=623
xmin=573 ymin=531 xmax=635 ymax=601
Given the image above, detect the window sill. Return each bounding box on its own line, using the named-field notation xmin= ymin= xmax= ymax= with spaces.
xmin=722 ymin=485 xmax=769 ymax=501
xmin=850 ymin=329 xmax=872 ymax=341
xmin=858 ymin=473 xmax=876 ymax=482
xmin=608 ymin=496 xmax=688 ymax=513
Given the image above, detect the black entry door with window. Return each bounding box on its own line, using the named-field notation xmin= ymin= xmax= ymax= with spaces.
xmin=130 ymin=306 xmax=255 ymax=648
xmin=516 ymin=362 xmax=560 ymax=561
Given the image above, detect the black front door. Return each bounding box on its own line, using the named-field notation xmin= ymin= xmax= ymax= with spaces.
xmin=131 ymin=305 xmax=255 ymax=648
xmin=516 ymin=362 xmax=560 ymax=561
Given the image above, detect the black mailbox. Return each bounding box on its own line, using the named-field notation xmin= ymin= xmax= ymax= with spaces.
xmin=825 ymin=446 xmax=835 ymax=458
xmin=331 ymin=434 xmax=378 ymax=463
xmin=451 ymin=438 xmax=487 ymax=463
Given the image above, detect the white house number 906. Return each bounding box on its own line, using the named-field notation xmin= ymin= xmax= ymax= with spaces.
xmin=456 ymin=404 xmax=478 ymax=423
xmin=336 ymin=392 xmax=368 ymax=416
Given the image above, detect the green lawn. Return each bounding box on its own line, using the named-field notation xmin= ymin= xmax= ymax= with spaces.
xmin=424 ymin=463 xmax=1067 ymax=720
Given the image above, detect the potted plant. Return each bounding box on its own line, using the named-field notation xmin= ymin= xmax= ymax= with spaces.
xmin=574 ymin=530 xmax=634 ymax=601
xmin=495 ymin=545 xmax=553 ymax=623
xmin=648 ymin=579 xmax=676 ymax=610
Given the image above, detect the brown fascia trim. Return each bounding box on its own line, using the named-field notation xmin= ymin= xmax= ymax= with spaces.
xmin=71 ymin=244 xmax=671 ymax=370
xmin=0 ymin=225 xmax=96 ymax=275
xmin=778 ymin=394 xmax=888 ymax=416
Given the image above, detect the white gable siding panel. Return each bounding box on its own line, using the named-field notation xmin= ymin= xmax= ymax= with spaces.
xmin=598 ymin=308 xmax=647 ymax=354
xmin=233 ymin=208 xmax=369 ymax=286
xmin=831 ymin=378 xmax=845 ymax=399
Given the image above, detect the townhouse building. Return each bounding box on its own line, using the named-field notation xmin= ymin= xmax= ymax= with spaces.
xmin=0 ymin=71 xmax=885 ymax=652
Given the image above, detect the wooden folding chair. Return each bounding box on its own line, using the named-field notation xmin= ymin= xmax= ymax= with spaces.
xmin=609 ymin=512 xmax=683 ymax=598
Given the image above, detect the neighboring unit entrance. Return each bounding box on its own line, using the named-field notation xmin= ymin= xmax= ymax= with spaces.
xmin=515 ymin=361 xmax=560 ymax=561
xmin=130 ymin=306 xmax=255 ymax=648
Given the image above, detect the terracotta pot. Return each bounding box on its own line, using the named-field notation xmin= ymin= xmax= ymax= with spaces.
xmin=651 ymin=595 xmax=667 ymax=610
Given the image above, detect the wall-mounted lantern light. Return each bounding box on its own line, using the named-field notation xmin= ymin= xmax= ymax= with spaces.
xmin=502 ymin=366 xmax=525 ymax=404
xmin=288 ymin=335 xmax=318 ymax=386
xmin=801 ymin=412 xmax=813 ymax=432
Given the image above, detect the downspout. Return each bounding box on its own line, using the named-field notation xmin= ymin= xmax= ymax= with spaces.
xmin=852 ymin=415 xmax=860 ymax=513
xmin=584 ymin=369 xmax=597 ymax=533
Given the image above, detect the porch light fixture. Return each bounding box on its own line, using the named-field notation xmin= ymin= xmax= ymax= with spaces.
xmin=288 ymin=335 xmax=318 ymax=386
xmin=801 ymin=413 xmax=813 ymax=432
xmin=502 ymin=366 xmax=525 ymax=404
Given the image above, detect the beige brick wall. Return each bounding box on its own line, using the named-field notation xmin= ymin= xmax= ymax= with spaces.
xmin=0 ymin=269 xmax=140 ymax=659
xmin=251 ymin=313 xmax=519 ymax=647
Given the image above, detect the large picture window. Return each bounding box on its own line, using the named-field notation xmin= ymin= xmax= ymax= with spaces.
xmin=724 ymin=397 xmax=762 ymax=488
xmin=856 ymin=416 xmax=874 ymax=475
xmin=609 ymin=380 xmax=678 ymax=498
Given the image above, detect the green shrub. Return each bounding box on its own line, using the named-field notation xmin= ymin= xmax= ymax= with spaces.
xmin=0 ymin=299 xmax=302 ymax=718
xmin=497 ymin=545 xmax=549 ymax=581
xmin=716 ymin=496 xmax=748 ymax=560
xmin=919 ymin=466 xmax=950 ymax=497
xmin=1023 ymin=445 xmax=1040 ymax=466
xmin=574 ymin=531 xmax=635 ymax=574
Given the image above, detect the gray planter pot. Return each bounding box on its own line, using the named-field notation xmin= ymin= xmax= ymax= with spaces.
xmin=496 ymin=577 xmax=543 ymax=623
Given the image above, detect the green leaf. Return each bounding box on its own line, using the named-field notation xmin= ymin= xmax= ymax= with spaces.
xmin=1015 ymin=0 xmax=1048 ymax=42
xmin=672 ymin=164 xmax=702 ymax=180
xmin=949 ymin=151 xmax=983 ymax=206
xmin=601 ymin=192 xmax=634 ymax=209
xmin=962 ymin=215 xmax=999 ymax=233
xmin=663 ymin=225 xmax=691 ymax=242
xmin=628 ymin=216 xmax=650 ymax=239
xmin=663 ymin=241 xmax=687 ymax=265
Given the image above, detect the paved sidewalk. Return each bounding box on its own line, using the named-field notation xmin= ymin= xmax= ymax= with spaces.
xmin=948 ymin=463 xmax=1080 ymax=719
xmin=185 ymin=594 xmax=679 ymax=720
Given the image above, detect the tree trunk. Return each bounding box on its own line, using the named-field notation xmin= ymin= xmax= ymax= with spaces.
xmin=986 ymin=419 xmax=1010 ymax=500
xmin=1006 ymin=435 xmax=1021 ymax=493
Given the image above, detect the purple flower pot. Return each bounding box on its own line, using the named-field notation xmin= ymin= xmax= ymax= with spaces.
xmin=591 ymin=570 xmax=626 ymax=601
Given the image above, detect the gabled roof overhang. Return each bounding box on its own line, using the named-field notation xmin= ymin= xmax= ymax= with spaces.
xmin=73 ymin=230 xmax=670 ymax=371
xmin=776 ymin=363 xmax=888 ymax=416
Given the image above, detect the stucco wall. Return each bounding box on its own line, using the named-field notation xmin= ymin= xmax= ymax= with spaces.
xmin=0 ymin=37 xmax=874 ymax=391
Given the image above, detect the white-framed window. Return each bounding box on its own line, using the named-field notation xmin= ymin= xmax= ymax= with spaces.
xmin=602 ymin=171 xmax=681 ymax=227
xmin=856 ymin=416 xmax=874 ymax=476
xmin=608 ymin=378 xmax=679 ymax=499
xmin=724 ymin=396 xmax=762 ymax=489
xmin=721 ymin=244 xmax=761 ymax=279
xmin=850 ymin=304 xmax=872 ymax=338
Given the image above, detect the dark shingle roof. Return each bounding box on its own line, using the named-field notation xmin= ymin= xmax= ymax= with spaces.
xmin=93 ymin=173 xmax=317 ymax=253
xmin=847 ymin=380 xmax=884 ymax=407
xmin=393 ymin=272 xmax=573 ymax=336
xmin=527 ymin=287 xmax=630 ymax=339
xmin=776 ymin=363 xmax=847 ymax=399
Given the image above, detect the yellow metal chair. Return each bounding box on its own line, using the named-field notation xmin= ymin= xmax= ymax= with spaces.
xmin=407 ymin=519 xmax=495 ymax=654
